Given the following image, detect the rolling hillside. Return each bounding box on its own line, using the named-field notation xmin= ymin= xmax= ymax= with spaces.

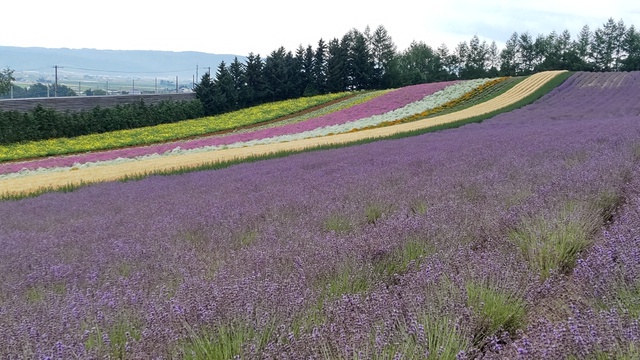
xmin=0 ymin=46 xmax=244 ymax=79
xmin=1 ymin=71 xmax=639 ymax=358
xmin=0 ymin=71 xmax=565 ymax=196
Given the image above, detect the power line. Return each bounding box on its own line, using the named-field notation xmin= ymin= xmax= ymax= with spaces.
xmin=62 ymin=66 xmax=195 ymax=74
xmin=14 ymin=66 xmax=195 ymax=75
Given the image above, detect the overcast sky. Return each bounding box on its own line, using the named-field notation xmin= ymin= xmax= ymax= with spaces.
xmin=3 ymin=0 xmax=639 ymax=57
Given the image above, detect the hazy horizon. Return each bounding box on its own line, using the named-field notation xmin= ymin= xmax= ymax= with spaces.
xmin=3 ymin=1 xmax=639 ymax=57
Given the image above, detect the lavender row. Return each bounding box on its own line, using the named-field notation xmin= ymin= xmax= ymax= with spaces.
xmin=1 ymin=72 xmax=639 ymax=358
xmin=501 ymin=164 xmax=640 ymax=359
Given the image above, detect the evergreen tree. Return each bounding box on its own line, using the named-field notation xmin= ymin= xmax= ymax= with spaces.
xmin=284 ymin=49 xmax=302 ymax=98
xmin=229 ymin=57 xmax=247 ymax=108
xmin=264 ymin=47 xmax=290 ymax=101
xmin=383 ymin=56 xmax=403 ymax=88
xmin=302 ymin=44 xmax=317 ymax=96
xmin=194 ymin=72 xmax=216 ymax=115
xmin=313 ymin=38 xmax=328 ymax=94
xmin=243 ymin=53 xmax=266 ymax=106
xmin=558 ymin=29 xmax=586 ymax=71
xmin=370 ymin=25 xmax=398 ymax=88
xmin=326 ymin=37 xmax=348 ymax=92
xmin=213 ymin=61 xmax=235 ymax=114
xmin=347 ymin=29 xmax=375 ymax=90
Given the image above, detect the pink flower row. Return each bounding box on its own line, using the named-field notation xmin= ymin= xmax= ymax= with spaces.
xmin=1 ymin=81 xmax=456 ymax=174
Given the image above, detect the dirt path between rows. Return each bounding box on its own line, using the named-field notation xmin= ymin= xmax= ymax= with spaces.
xmin=0 ymin=71 xmax=565 ymax=197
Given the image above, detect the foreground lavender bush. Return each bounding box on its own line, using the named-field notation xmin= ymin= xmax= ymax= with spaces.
xmin=1 ymin=72 xmax=639 ymax=358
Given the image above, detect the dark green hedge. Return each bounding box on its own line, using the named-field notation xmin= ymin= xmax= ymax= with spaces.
xmin=0 ymin=99 xmax=204 ymax=145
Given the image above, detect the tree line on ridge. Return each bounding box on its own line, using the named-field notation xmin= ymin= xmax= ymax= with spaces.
xmin=196 ymin=18 xmax=640 ymax=116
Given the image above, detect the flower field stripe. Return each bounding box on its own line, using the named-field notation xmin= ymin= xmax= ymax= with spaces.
xmin=346 ymin=77 xmax=511 ymax=131
xmin=0 ymin=81 xmax=447 ymax=163
xmin=0 ymin=91 xmax=390 ymax=175
xmin=0 ymin=80 xmax=443 ymax=166
xmin=0 ymin=92 xmax=352 ymax=163
xmin=0 ymin=78 xmax=495 ymax=181
xmin=0 ymin=82 xmax=449 ymax=173
xmin=0 ymin=71 xmax=566 ymax=198
xmin=126 ymin=82 xmax=457 ymax=155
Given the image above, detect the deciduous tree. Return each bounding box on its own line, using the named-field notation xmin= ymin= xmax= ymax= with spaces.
xmin=622 ymin=25 xmax=640 ymax=71
xmin=398 ymin=41 xmax=437 ymax=85
xmin=0 ymin=67 xmax=14 ymax=95
xmin=500 ymin=32 xmax=519 ymax=76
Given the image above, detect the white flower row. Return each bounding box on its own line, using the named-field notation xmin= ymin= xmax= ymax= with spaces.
xmin=1 ymin=79 xmax=494 ymax=180
xmin=300 ymin=78 xmax=492 ymax=134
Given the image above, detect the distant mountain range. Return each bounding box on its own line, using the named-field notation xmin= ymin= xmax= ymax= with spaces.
xmin=0 ymin=46 xmax=245 ymax=80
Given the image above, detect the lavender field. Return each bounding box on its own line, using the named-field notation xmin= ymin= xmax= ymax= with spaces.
xmin=1 ymin=71 xmax=640 ymax=359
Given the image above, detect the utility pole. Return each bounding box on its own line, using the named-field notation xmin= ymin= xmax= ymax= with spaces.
xmin=176 ymin=76 xmax=178 ymax=93
xmin=53 ymin=65 xmax=62 ymax=97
